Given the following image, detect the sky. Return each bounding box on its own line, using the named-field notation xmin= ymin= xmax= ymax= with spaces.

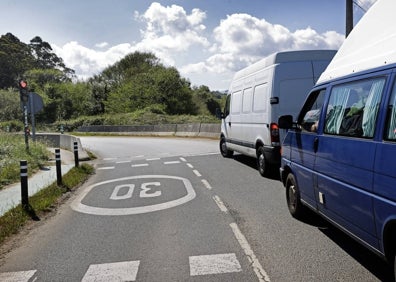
xmin=0 ymin=0 xmax=377 ymax=90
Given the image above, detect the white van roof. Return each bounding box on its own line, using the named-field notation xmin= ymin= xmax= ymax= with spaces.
xmin=317 ymin=0 xmax=396 ymax=84
xmin=233 ymin=50 xmax=336 ymax=81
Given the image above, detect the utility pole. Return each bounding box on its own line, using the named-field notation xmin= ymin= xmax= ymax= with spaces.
xmin=346 ymin=0 xmax=353 ymax=38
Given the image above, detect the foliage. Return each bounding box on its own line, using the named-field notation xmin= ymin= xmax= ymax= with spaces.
xmin=0 ymin=133 xmax=50 ymax=189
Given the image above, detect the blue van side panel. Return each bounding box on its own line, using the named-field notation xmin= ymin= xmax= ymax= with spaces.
xmin=315 ymin=135 xmax=377 ymax=249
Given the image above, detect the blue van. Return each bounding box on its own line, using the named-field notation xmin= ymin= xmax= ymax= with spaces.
xmin=278 ymin=0 xmax=396 ymax=278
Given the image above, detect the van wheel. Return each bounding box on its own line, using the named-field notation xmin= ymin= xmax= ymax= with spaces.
xmin=257 ymin=146 xmax=269 ymax=177
xmin=286 ymin=173 xmax=306 ymax=219
xmin=220 ymin=137 xmax=233 ymax=158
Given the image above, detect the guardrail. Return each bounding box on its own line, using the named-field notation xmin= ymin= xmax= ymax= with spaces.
xmin=77 ymin=123 xmax=221 ymax=138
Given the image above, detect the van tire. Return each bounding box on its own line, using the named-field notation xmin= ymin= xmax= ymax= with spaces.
xmin=257 ymin=146 xmax=269 ymax=177
xmin=286 ymin=173 xmax=306 ymax=219
xmin=220 ymin=137 xmax=233 ymax=158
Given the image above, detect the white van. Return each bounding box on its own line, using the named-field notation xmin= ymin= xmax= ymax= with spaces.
xmin=218 ymin=50 xmax=336 ymax=176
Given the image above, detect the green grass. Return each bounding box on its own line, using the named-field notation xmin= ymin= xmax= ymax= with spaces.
xmin=0 ymin=163 xmax=94 ymax=246
xmin=0 ymin=133 xmax=51 ymax=189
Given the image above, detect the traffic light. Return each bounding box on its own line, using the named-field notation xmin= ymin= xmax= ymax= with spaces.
xmin=19 ymin=79 xmax=29 ymax=102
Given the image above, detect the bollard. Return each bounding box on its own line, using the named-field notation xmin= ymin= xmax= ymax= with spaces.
xmin=73 ymin=141 xmax=79 ymax=167
xmin=55 ymin=148 xmax=62 ymax=185
xmin=20 ymin=160 xmax=29 ymax=210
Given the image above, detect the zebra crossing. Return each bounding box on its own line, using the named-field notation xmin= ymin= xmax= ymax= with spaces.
xmin=0 ymin=253 xmax=242 ymax=281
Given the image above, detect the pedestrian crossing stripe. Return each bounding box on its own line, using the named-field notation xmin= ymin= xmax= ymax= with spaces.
xmin=0 ymin=253 xmax=242 ymax=281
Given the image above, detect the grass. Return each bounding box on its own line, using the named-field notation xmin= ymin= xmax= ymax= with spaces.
xmin=0 ymin=163 xmax=94 ymax=246
xmin=0 ymin=133 xmax=50 ymax=189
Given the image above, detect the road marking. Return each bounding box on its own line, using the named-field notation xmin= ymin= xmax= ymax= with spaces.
xmin=213 ymin=195 xmax=228 ymax=212
xmin=116 ymin=160 xmax=131 ymax=164
xmin=189 ymin=253 xmax=241 ymax=276
xmin=179 ymin=157 xmax=187 ymax=162
xmin=193 ymin=169 xmax=201 ymax=177
xmin=97 ymin=166 xmax=115 ymax=170
xmin=146 ymin=158 xmax=160 ymax=161
xmin=131 ymin=163 xmax=149 ymax=168
xmin=103 ymin=157 xmax=117 ymax=161
xmin=186 ymin=163 xmax=194 ymax=169
xmin=230 ymin=223 xmax=270 ymax=282
xmin=164 ymin=161 xmax=180 ymax=165
xmin=81 ymin=260 xmax=140 ymax=282
xmin=71 ymin=175 xmax=196 ymax=216
xmin=0 ymin=270 xmax=37 ymax=281
xmin=201 ymin=179 xmax=212 ymax=190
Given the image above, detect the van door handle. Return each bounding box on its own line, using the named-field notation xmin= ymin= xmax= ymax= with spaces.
xmin=228 ymin=122 xmax=231 ymax=127
xmin=313 ymin=137 xmax=319 ymax=153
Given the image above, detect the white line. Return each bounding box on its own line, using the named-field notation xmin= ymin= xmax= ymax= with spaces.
xmin=193 ymin=169 xmax=201 ymax=177
xmin=164 ymin=161 xmax=181 ymax=165
xmin=213 ymin=195 xmax=228 ymax=213
xmin=0 ymin=270 xmax=37 ymax=281
xmin=180 ymin=157 xmax=187 ymax=162
xmin=186 ymin=163 xmax=194 ymax=169
xmin=201 ymin=179 xmax=212 ymax=190
xmin=82 ymin=260 xmax=140 ymax=282
xmin=97 ymin=167 xmax=115 ymax=170
xmin=103 ymin=157 xmax=117 ymax=161
xmin=189 ymin=253 xmax=241 ymax=276
xmin=116 ymin=160 xmax=131 ymax=164
xmin=134 ymin=155 xmax=145 ymax=158
xmin=146 ymin=158 xmax=160 ymax=161
xmin=230 ymin=223 xmax=270 ymax=282
xmin=131 ymin=164 xmax=149 ymax=168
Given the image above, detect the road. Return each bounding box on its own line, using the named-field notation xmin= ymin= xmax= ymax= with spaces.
xmin=0 ymin=136 xmax=393 ymax=281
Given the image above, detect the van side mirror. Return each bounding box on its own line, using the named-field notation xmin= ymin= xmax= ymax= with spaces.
xmin=278 ymin=115 xmax=294 ymax=129
xmin=215 ymin=108 xmax=224 ymax=119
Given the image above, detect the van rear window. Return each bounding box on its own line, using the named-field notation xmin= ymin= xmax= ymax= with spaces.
xmin=324 ymin=78 xmax=385 ymax=138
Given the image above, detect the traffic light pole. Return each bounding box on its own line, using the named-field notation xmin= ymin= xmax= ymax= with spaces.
xmin=19 ymin=79 xmax=29 ymax=151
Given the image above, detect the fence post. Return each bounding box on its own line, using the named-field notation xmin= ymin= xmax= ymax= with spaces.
xmin=20 ymin=160 xmax=29 ymax=210
xmin=55 ymin=148 xmax=62 ymax=185
xmin=74 ymin=141 xmax=79 ymax=167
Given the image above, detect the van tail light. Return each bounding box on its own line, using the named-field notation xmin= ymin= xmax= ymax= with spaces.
xmin=270 ymin=123 xmax=280 ymax=146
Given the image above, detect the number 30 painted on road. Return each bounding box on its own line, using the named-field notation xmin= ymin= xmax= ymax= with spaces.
xmin=110 ymin=182 xmax=162 ymax=200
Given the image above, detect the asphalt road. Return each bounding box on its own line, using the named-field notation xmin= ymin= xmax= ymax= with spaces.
xmin=0 ymin=136 xmax=393 ymax=281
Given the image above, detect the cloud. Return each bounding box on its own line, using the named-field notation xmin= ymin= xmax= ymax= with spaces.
xmin=53 ymin=3 xmax=344 ymax=90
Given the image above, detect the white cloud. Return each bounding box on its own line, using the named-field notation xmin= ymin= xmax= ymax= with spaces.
xmin=53 ymin=3 xmax=344 ymax=90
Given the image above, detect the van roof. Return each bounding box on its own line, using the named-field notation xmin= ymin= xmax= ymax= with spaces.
xmin=317 ymin=0 xmax=396 ymax=84
xmin=232 ymin=50 xmax=337 ymax=80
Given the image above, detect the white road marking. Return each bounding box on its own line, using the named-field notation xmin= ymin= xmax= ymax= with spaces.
xmin=134 ymin=155 xmax=145 ymax=158
xmin=71 ymin=175 xmax=196 ymax=216
xmin=146 ymin=158 xmax=160 ymax=161
xmin=189 ymin=253 xmax=241 ymax=276
xmin=213 ymin=195 xmax=228 ymax=213
xmin=164 ymin=161 xmax=180 ymax=165
xmin=131 ymin=163 xmax=149 ymax=168
xmin=193 ymin=169 xmax=201 ymax=177
xmin=186 ymin=163 xmax=194 ymax=169
xmin=97 ymin=167 xmax=115 ymax=170
xmin=230 ymin=223 xmax=270 ymax=282
xmin=103 ymin=157 xmax=117 ymax=161
xmin=116 ymin=160 xmax=131 ymax=164
xmin=81 ymin=260 xmax=140 ymax=282
xmin=201 ymin=179 xmax=212 ymax=190
xmin=0 ymin=270 xmax=37 ymax=281
xmin=179 ymin=157 xmax=187 ymax=162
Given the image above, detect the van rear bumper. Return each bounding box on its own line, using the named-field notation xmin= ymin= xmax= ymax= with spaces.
xmin=262 ymin=145 xmax=281 ymax=165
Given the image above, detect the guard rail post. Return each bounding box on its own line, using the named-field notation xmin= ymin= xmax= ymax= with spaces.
xmin=55 ymin=148 xmax=62 ymax=185
xmin=20 ymin=160 xmax=29 ymax=210
xmin=74 ymin=141 xmax=79 ymax=167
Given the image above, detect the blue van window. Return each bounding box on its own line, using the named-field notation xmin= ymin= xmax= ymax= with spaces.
xmin=385 ymin=81 xmax=396 ymax=140
xmin=299 ymin=89 xmax=326 ymax=132
xmin=324 ymin=78 xmax=385 ymax=138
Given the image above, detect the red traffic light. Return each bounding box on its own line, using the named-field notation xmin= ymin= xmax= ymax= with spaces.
xmin=19 ymin=80 xmax=28 ymax=89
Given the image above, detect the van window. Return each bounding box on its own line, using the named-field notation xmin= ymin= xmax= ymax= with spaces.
xmin=253 ymin=83 xmax=268 ymax=113
xmin=242 ymin=88 xmax=253 ymax=113
xmin=385 ymin=80 xmax=396 ymax=141
xmin=231 ymin=91 xmax=242 ymax=114
xmin=299 ymin=89 xmax=326 ymax=132
xmin=324 ymin=78 xmax=385 ymax=138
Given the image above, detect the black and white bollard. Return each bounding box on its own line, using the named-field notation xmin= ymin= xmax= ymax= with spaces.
xmin=20 ymin=160 xmax=29 ymax=210
xmin=55 ymin=148 xmax=62 ymax=185
xmin=73 ymin=141 xmax=79 ymax=167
